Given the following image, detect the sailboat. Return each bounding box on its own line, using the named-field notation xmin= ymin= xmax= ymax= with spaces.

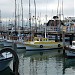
xmin=24 ymin=0 xmax=63 ymax=50
xmin=2 ymin=0 xmax=26 ymax=52
xmin=0 ymin=45 xmax=12 ymax=72
xmin=0 ymin=53 xmax=12 ymax=71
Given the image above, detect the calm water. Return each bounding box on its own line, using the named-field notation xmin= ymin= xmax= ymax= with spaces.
xmin=17 ymin=50 xmax=75 ymax=75
xmin=1 ymin=49 xmax=75 ymax=75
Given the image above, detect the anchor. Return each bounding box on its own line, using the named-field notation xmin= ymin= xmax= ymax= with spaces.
xmin=0 ymin=48 xmax=19 ymax=75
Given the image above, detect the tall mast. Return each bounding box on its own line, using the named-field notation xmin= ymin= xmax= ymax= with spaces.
xmin=45 ymin=0 xmax=48 ymax=38
xmin=29 ymin=0 xmax=31 ymax=39
xmin=62 ymin=0 xmax=64 ymax=20
xmin=57 ymin=0 xmax=59 ymax=16
xmin=0 ymin=10 xmax=1 ymax=23
xmin=18 ymin=4 xmax=20 ymax=29
xmin=0 ymin=10 xmax=2 ymax=31
xmin=34 ymin=0 xmax=37 ymax=34
xmin=21 ymin=0 xmax=24 ymax=31
xmin=15 ymin=0 xmax=17 ymax=32
xmin=45 ymin=0 xmax=47 ymax=22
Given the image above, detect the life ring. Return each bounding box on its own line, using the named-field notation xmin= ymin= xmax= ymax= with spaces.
xmin=58 ymin=44 xmax=61 ymax=47
xmin=40 ymin=45 xmax=43 ymax=48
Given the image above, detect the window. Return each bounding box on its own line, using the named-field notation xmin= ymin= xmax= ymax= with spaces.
xmin=73 ymin=42 xmax=75 ymax=45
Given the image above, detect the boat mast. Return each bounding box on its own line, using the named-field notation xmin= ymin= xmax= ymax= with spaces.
xmin=18 ymin=4 xmax=21 ymax=35
xmin=57 ymin=0 xmax=59 ymax=16
xmin=0 ymin=10 xmax=1 ymax=23
xmin=18 ymin=4 xmax=20 ymax=29
xmin=34 ymin=0 xmax=37 ymax=35
xmin=0 ymin=10 xmax=2 ymax=25
xmin=0 ymin=10 xmax=2 ymax=32
xmin=45 ymin=0 xmax=48 ymax=38
xmin=21 ymin=0 xmax=24 ymax=32
xmin=15 ymin=0 xmax=17 ymax=34
xmin=29 ymin=0 xmax=31 ymax=40
xmin=62 ymin=0 xmax=64 ymax=20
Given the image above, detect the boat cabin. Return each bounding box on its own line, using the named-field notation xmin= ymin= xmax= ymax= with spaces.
xmin=33 ymin=37 xmax=55 ymax=42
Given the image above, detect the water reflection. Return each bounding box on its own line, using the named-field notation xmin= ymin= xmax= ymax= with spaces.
xmin=18 ymin=50 xmax=64 ymax=75
xmin=63 ymin=58 xmax=75 ymax=75
xmin=64 ymin=58 xmax=75 ymax=68
xmin=1 ymin=50 xmax=75 ymax=75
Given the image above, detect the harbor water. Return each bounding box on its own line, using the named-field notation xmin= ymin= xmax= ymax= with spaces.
xmin=1 ymin=49 xmax=75 ymax=75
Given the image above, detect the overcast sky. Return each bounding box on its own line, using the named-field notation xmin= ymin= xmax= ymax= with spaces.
xmin=0 ymin=0 xmax=75 ymax=22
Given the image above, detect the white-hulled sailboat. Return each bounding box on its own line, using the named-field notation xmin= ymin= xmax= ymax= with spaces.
xmin=65 ymin=41 xmax=75 ymax=57
xmin=0 ymin=53 xmax=12 ymax=71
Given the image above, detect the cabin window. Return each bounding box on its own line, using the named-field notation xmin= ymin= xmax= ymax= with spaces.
xmin=37 ymin=39 xmax=39 ymax=41
xmin=72 ymin=42 xmax=75 ymax=45
xmin=40 ymin=39 xmax=42 ymax=41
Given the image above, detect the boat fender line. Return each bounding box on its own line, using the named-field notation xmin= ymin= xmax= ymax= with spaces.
xmin=58 ymin=44 xmax=61 ymax=47
xmin=40 ymin=45 xmax=43 ymax=48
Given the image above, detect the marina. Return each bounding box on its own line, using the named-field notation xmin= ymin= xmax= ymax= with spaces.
xmin=0 ymin=0 xmax=75 ymax=75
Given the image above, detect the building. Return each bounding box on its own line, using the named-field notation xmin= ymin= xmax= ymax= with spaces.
xmin=46 ymin=16 xmax=64 ymax=32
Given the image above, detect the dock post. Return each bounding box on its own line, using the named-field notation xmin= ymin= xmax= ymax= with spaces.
xmin=62 ymin=31 xmax=65 ymax=55
xmin=55 ymin=34 xmax=58 ymax=42
xmin=69 ymin=34 xmax=73 ymax=45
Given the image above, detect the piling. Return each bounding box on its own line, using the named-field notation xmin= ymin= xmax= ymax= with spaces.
xmin=55 ymin=34 xmax=58 ymax=42
xmin=69 ymin=34 xmax=74 ymax=45
xmin=62 ymin=31 xmax=65 ymax=55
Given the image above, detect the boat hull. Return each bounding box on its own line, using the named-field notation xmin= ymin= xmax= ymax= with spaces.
xmin=0 ymin=57 xmax=12 ymax=71
xmin=25 ymin=43 xmax=63 ymax=50
xmin=65 ymin=50 xmax=75 ymax=57
xmin=65 ymin=46 xmax=75 ymax=57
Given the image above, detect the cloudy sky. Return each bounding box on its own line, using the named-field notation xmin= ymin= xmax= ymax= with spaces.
xmin=0 ymin=0 xmax=75 ymax=22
